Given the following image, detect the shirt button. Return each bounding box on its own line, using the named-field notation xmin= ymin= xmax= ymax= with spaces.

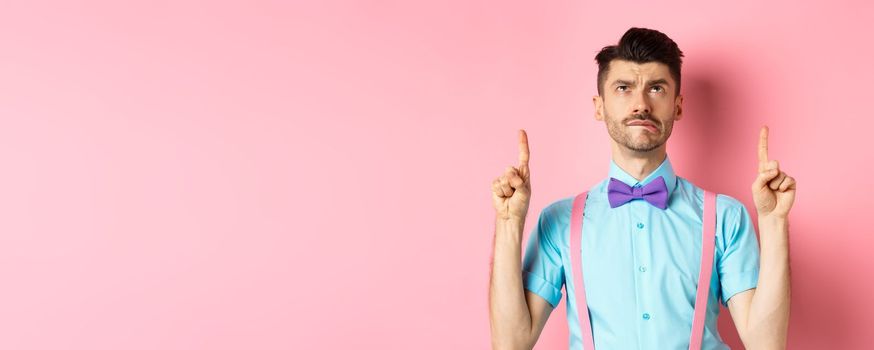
xmin=637 ymin=222 xmax=644 ymax=229
xmin=639 ymin=266 xmax=647 ymax=272
xmin=642 ymin=313 xmax=651 ymax=320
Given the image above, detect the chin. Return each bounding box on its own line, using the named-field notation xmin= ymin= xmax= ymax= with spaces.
xmin=625 ymin=139 xmax=665 ymax=152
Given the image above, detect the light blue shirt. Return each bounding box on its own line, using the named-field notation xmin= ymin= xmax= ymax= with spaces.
xmin=522 ymin=154 xmax=760 ymax=349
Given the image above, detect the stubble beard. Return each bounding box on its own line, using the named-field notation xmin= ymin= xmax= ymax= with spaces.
xmin=605 ymin=111 xmax=673 ymax=153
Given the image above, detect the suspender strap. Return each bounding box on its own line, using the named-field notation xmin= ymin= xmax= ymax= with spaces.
xmin=569 ymin=191 xmax=595 ymax=350
xmin=689 ymin=190 xmax=717 ymax=349
xmin=567 ymin=190 xmax=717 ymax=350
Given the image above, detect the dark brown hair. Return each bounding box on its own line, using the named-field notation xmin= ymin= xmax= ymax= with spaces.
xmin=595 ymin=27 xmax=684 ymax=96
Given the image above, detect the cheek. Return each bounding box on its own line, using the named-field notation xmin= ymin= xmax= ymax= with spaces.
xmin=654 ymin=101 xmax=677 ymax=117
xmin=605 ymin=101 xmax=627 ymax=117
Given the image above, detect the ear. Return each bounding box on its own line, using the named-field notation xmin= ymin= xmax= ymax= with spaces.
xmin=674 ymin=94 xmax=684 ymax=121
xmin=593 ymin=95 xmax=604 ymax=121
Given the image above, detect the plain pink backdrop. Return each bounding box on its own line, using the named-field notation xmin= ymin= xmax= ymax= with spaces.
xmin=1 ymin=0 xmax=872 ymax=349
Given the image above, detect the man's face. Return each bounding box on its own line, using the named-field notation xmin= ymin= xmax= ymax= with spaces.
xmin=593 ymin=59 xmax=683 ymax=153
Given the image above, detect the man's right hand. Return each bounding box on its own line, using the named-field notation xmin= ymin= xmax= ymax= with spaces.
xmin=491 ymin=129 xmax=532 ymax=222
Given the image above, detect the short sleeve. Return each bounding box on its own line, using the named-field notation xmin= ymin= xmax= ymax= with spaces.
xmin=521 ymin=205 xmax=565 ymax=308
xmin=716 ymin=197 xmax=761 ymax=307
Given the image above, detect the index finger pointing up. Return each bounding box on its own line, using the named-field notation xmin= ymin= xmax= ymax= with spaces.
xmin=518 ymin=129 xmax=530 ymax=166
xmin=758 ymin=125 xmax=769 ymax=171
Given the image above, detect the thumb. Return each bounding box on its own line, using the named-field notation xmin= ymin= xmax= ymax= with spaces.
xmin=752 ymin=168 xmax=779 ymax=191
xmin=518 ymin=162 xmax=530 ymax=184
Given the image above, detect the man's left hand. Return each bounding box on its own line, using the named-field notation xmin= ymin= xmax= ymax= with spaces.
xmin=752 ymin=125 xmax=796 ymax=219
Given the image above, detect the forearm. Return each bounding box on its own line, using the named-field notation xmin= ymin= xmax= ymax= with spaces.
xmin=489 ymin=217 xmax=534 ymax=349
xmin=746 ymin=216 xmax=791 ymax=349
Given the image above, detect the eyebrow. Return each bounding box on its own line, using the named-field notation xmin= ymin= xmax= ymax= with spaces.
xmin=611 ymin=78 xmax=671 ymax=87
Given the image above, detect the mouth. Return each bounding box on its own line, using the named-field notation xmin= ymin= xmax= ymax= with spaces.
xmin=627 ymin=121 xmax=658 ymax=133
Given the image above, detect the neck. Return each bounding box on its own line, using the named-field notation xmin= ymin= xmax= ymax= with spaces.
xmin=611 ymin=143 xmax=667 ymax=182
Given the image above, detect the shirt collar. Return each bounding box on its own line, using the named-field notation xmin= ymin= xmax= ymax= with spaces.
xmin=607 ymin=154 xmax=678 ymax=199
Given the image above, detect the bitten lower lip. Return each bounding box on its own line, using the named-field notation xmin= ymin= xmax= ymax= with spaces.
xmin=629 ymin=124 xmax=657 ymax=132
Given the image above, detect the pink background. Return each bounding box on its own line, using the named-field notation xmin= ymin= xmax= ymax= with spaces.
xmin=1 ymin=1 xmax=871 ymax=349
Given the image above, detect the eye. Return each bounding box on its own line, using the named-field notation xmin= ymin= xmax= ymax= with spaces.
xmin=616 ymin=85 xmax=629 ymax=92
xmin=650 ymin=85 xmax=664 ymax=92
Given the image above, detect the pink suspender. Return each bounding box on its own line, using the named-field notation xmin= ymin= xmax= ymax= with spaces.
xmin=569 ymin=191 xmax=596 ymax=350
xmin=690 ymin=190 xmax=717 ymax=349
xmin=568 ymin=190 xmax=717 ymax=350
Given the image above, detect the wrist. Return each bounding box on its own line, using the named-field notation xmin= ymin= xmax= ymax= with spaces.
xmin=758 ymin=214 xmax=789 ymax=227
xmin=495 ymin=216 xmax=525 ymax=235
xmin=496 ymin=217 xmax=525 ymax=229
xmin=757 ymin=214 xmax=790 ymax=248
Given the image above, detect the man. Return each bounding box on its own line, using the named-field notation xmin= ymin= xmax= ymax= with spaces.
xmin=488 ymin=27 xmax=794 ymax=349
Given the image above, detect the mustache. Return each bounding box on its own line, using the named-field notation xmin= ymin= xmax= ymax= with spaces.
xmin=627 ymin=113 xmax=659 ymax=127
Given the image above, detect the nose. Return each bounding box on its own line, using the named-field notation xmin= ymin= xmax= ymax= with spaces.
xmin=632 ymin=91 xmax=651 ymax=115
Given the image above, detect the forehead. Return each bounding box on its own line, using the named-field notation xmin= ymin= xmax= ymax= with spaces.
xmin=606 ymin=60 xmax=672 ymax=82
